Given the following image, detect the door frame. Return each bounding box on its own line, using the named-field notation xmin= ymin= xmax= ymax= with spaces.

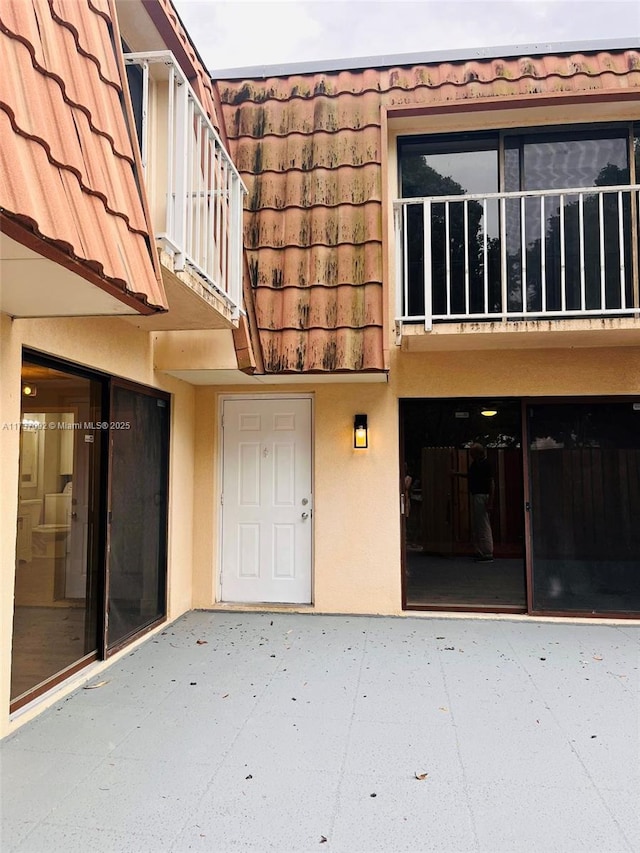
xmin=11 ymin=350 xmax=108 ymax=713
xmin=523 ymin=394 xmax=640 ymax=620
xmin=104 ymin=378 xmax=170 ymax=656
xmin=399 ymin=396 xmax=528 ymax=614
xmin=217 ymin=393 xmax=315 ymax=605
xmin=400 ymin=394 xmax=640 ymax=619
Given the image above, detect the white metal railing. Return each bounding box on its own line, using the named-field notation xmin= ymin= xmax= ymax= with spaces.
xmin=394 ymin=184 xmax=640 ymax=330
xmin=124 ymin=52 xmax=246 ymax=318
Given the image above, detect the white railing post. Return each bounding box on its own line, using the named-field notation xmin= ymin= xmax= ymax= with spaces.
xmin=482 ymin=199 xmax=488 ymax=314
xmin=424 ymin=200 xmax=432 ymax=331
xmin=393 ymin=204 xmax=403 ymax=321
xmin=559 ymin=193 xmax=566 ymax=312
xmin=578 ymin=193 xmax=586 ymax=311
xmin=166 ymin=64 xmax=175 ymax=239
xmin=598 ymin=192 xmax=606 ymax=310
xmin=140 ymin=61 xmax=149 ymax=173
xmin=173 ymin=75 xmax=189 ymax=271
xmin=618 ymin=190 xmax=626 ymax=309
xmin=500 ymin=196 xmax=507 ymax=318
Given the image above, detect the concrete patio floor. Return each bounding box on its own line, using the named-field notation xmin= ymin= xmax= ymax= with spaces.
xmin=1 ymin=611 xmax=639 ymax=853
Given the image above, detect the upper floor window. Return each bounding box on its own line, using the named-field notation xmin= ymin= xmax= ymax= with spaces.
xmin=397 ymin=123 xmax=640 ymax=325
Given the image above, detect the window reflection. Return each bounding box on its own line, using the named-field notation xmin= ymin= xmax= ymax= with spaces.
xmin=529 ymin=402 xmax=640 ymax=614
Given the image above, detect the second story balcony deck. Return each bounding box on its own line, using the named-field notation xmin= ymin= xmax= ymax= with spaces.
xmin=394 ymin=184 xmax=640 ymax=349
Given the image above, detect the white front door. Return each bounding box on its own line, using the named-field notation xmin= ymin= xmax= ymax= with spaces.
xmin=221 ymin=397 xmax=312 ymax=603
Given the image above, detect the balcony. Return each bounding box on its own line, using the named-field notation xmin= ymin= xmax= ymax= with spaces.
xmin=394 ymin=184 xmax=640 ymax=350
xmin=124 ymin=52 xmax=246 ymax=329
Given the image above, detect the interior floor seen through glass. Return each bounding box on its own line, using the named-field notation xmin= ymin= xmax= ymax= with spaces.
xmin=402 ymin=398 xmax=526 ymax=609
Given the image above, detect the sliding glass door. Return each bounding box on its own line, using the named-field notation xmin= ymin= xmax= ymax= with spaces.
xmin=11 ymin=358 xmax=103 ymax=707
xmin=12 ymin=355 xmax=171 ymax=707
xmin=528 ymin=400 xmax=640 ymax=614
xmin=106 ymin=382 xmax=169 ymax=650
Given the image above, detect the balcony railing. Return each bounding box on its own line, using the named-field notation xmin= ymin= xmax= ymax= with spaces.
xmin=124 ymin=52 xmax=246 ymax=318
xmin=395 ymin=185 xmax=640 ymax=330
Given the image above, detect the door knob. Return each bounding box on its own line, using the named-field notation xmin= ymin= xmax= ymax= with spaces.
xmin=301 ymin=512 xmax=309 ymax=519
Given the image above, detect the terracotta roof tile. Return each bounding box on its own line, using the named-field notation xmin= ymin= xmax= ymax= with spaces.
xmin=244 ymin=165 xmax=382 ymax=211
xmin=232 ymin=129 xmax=381 ymax=173
xmin=261 ymin=327 xmax=384 ymax=373
xmin=50 ymin=0 xmax=121 ymax=87
xmin=0 ymin=110 xmax=160 ymax=303
xmin=1 ymin=34 xmax=146 ymax=234
xmin=256 ymin=283 xmax=383 ymax=331
xmin=1 ymin=0 xmax=133 ymax=158
xmin=0 ymin=0 xmax=166 ymax=311
xmin=219 ymin=50 xmax=640 ymax=104
xmin=245 ymin=203 xmax=382 ymax=250
xmin=246 ymin=245 xmax=382 ymax=289
xmin=217 ymin=46 xmax=640 ymax=373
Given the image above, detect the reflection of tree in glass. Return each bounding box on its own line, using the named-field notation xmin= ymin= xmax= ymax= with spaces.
xmin=509 ymin=162 xmax=632 ymax=313
xmin=402 ymin=156 xmax=500 ymax=317
xmin=403 ymin=155 xmax=635 ymax=320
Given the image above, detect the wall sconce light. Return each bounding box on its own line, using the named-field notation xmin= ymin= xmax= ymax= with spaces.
xmin=354 ymin=414 xmax=368 ymax=449
xmin=22 ymin=383 xmax=37 ymax=398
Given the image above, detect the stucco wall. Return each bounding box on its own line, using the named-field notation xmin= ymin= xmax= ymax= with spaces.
xmin=0 ymin=313 xmax=196 ymax=737
xmin=191 ymin=342 xmax=640 ymax=617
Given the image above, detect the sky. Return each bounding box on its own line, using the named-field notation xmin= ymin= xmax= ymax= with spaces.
xmin=172 ymin=0 xmax=640 ymax=73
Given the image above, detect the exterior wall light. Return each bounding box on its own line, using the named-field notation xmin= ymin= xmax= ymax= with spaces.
xmin=22 ymin=383 xmax=37 ymax=397
xmin=354 ymin=414 xmax=368 ymax=448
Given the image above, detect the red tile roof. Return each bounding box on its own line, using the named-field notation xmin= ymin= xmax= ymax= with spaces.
xmin=217 ymin=46 xmax=640 ymax=373
xmin=0 ymin=0 xmax=167 ymax=312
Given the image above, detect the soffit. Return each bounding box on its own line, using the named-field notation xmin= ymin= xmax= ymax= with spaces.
xmin=0 ymin=0 xmax=166 ymax=312
xmin=216 ymin=47 xmax=639 ymax=374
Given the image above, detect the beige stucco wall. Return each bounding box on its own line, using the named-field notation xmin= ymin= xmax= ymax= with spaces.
xmin=0 ymin=312 xmax=196 ymax=737
xmin=190 ymin=342 xmax=640 ymax=620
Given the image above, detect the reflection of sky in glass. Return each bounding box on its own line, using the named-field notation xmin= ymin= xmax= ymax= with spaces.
xmin=522 ymin=138 xmax=628 ymax=248
xmin=421 ymin=150 xmax=499 ymax=236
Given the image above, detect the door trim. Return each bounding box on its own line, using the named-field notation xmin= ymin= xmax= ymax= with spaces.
xmin=104 ymin=379 xmax=170 ymax=655
xmin=217 ymin=393 xmax=314 ymax=605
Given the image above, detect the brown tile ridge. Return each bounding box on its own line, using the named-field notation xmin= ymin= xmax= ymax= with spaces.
xmin=258 ymin=323 xmax=383 ymax=333
xmin=87 ymin=0 xmax=111 ymax=23
xmin=226 ymin=124 xmax=381 ymax=142
xmin=0 ymin=3 xmax=120 ymax=95
xmin=0 ymin=212 xmax=163 ymax=314
xmin=236 ymin=164 xmax=381 ymax=179
xmin=246 ymin=201 xmax=382 ymax=215
xmin=0 ymin=23 xmax=134 ymax=163
xmin=246 ymin=239 xmax=383 ymax=251
xmin=48 ymin=0 xmax=121 ymax=90
xmin=0 ymin=103 xmax=147 ymax=238
xmin=253 ymin=281 xmax=383 ymax=290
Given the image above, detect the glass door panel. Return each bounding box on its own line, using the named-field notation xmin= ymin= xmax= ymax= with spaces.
xmin=528 ymin=401 xmax=640 ymax=614
xmin=11 ymin=359 xmax=102 ymax=704
xmin=402 ymin=398 xmax=526 ymax=610
xmin=106 ymin=383 xmax=169 ymax=649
